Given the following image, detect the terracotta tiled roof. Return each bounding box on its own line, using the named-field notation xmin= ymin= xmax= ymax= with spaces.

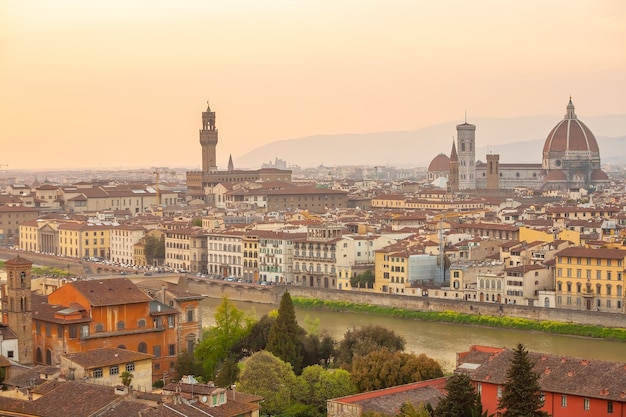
xmin=458 ymin=345 xmax=626 ymax=402
xmin=63 ymin=347 xmax=153 ymax=369
xmin=555 ymin=247 xmax=626 ymax=260
xmin=4 ymin=255 xmax=34 ymax=266
xmin=330 ymin=377 xmax=447 ymax=415
xmin=68 ymin=278 xmax=153 ymax=307
xmin=28 ymin=381 xmax=119 ymax=417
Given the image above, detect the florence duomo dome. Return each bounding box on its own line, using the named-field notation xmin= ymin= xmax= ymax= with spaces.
xmin=542 ymin=98 xmax=609 ymax=190
xmin=428 ymin=98 xmax=610 ymax=192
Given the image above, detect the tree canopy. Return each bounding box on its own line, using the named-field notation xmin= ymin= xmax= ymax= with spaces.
xmin=351 ymin=348 xmax=443 ymax=392
xmin=294 ymin=365 xmax=357 ymax=415
xmin=237 ymin=351 xmax=298 ymax=416
xmin=144 ymin=235 xmax=165 ymax=265
xmin=336 ymin=325 xmax=406 ymax=369
xmin=195 ymin=296 xmax=254 ymax=382
xmin=266 ymin=291 xmax=304 ymax=373
xmin=435 ymin=372 xmax=482 ymax=417
xmin=498 ymin=344 xmax=549 ymax=417
xmin=350 ymin=270 xmax=375 ymax=289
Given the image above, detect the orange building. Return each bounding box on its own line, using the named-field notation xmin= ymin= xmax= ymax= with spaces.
xmin=32 ymin=278 xmax=182 ymax=383
xmin=458 ymin=345 xmax=626 ymax=417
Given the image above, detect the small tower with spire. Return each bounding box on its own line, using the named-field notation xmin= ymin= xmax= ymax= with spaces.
xmin=448 ymin=140 xmax=459 ymax=193
xmin=227 ymin=154 xmax=234 ymax=172
xmin=199 ymin=100 xmax=219 ymax=174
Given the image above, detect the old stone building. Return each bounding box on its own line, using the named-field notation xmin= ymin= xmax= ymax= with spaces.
xmin=186 ymin=102 xmax=292 ymax=202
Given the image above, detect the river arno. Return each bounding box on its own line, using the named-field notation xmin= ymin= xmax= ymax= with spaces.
xmin=200 ymin=297 xmax=626 ymax=372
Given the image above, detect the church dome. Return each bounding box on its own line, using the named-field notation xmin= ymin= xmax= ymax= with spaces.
xmin=428 ymin=153 xmax=450 ymax=172
xmin=542 ymin=99 xmax=599 ymax=155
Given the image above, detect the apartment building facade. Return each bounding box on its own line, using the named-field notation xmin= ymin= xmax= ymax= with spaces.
xmin=554 ymin=247 xmax=625 ymax=312
xmin=110 ymin=225 xmax=146 ymax=265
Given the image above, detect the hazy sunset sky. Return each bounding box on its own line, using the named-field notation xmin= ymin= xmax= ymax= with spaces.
xmin=1 ymin=1 xmax=625 ymax=171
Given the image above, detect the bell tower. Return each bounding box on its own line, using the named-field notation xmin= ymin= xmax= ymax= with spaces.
xmin=200 ymin=100 xmax=218 ymax=174
xmin=457 ymin=117 xmax=476 ymax=190
xmin=3 ymin=256 xmax=34 ymax=365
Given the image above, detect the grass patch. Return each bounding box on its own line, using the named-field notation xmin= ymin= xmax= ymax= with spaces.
xmin=292 ymin=297 xmax=626 ymax=342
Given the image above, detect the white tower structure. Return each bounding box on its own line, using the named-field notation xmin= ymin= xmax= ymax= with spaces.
xmin=457 ymin=116 xmax=476 ymax=190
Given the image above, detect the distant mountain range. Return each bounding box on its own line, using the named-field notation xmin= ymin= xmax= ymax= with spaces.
xmin=234 ymin=114 xmax=626 ymax=168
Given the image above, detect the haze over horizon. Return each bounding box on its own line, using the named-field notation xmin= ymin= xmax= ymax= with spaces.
xmin=1 ymin=1 xmax=625 ymax=171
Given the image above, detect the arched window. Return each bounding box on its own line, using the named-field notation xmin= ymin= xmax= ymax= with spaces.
xmin=36 ymin=347 xmax=42 ymax=364
xmin=95 ymin=323 xmax=104 ymax=333
xmin=116 ymin=321 xmax=125 ymax=330
xmin=137 ymin=319 xmax=146 ymax=328
xmin=138 ymin=342 xmax=147 ymax=353
xmin=117 ymin=344 xmax=126 ymax=349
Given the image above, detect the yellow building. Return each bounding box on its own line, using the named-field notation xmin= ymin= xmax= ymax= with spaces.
xmin=18 ymin=220 xmax=41 ymax=252
xmin=555 ymin=247 xmax=625 ymax=313
xmin=374 ymin=243 xmax=410 ymax=294
xmin=58 ymin=222 xmax=111 ymax=259
xmin=243 ymin=234 xmax=259 ymax=283
xmin=519 ymin=226 xmax=580 ymax=246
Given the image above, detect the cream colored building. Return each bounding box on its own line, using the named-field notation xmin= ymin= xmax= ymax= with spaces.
xmin=164 ymin=227 xmax=205 ymax=272
xmin=336 ymin=234 xmax=396 ymax=291
xmin=110 ymin=225 xmax=147 ymax=265
xmin=58 ymin=185 xmax=179 ymax=214
xmin=60 ymin=348 xmax=153 ymax=392
xmin=207 ymin=230 xmax=245 ymax=278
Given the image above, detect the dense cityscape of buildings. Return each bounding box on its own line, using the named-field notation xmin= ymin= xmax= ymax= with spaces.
xmin=0 ymin=100 xmax=625 ymax=415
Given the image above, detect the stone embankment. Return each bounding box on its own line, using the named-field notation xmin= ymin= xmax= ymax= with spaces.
xmin=184 ymin=277 xmax=626 ymax=329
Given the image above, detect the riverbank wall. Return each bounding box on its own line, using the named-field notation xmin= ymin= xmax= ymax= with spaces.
xmin=183 ymin=278 xmax=626 ymax=329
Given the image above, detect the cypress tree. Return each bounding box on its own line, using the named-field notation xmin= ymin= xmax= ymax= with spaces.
xmin=266 ymin=291 xmax=303 ymax=373
xmin=435 ymin=372 xmax=478 ymax=417
xmin=499 ymin=344 xmax=549 ymax=417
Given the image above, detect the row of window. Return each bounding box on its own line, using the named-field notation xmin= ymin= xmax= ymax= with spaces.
xmin=557 ymin=296 xmax=622 ymax=309
xmin=558 ymin=268 xmax=623 ymax=280
xmin=93 ymin=362 xmax=135 ymax=378
xmin=294 ymin=264 xmax=336 ymax=273
xmin=479 ymin=385 xmax=614 ymax=412
xmin=557 ymin=282 xmax=623 ymax=296
xmin=561 ymin=256 xmax=623 ymax=266
xmin=36 ymin=315 xmax=180 ymax=338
